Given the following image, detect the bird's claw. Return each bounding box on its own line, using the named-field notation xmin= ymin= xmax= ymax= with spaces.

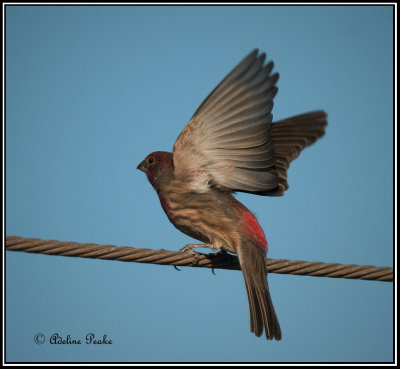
xmin=179 ymin=245 xmax=228 ymax=270
xmin=180 ymin=244 xmax=202 ymax=265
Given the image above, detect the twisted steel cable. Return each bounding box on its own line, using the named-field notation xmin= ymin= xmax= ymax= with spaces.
xmin=5 ymin=236 xmax=393 ymax=282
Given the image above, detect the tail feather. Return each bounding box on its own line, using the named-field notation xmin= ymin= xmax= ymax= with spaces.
xmin=237 ymin=241 xmax=282 ymax=340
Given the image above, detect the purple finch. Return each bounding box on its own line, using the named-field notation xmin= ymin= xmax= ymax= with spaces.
xmin=138 ymin=49 xmax=327 ymax=340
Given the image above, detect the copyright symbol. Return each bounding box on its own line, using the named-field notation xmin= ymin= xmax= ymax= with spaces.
xmin=34 ymin=333 xmax=45 ymax=345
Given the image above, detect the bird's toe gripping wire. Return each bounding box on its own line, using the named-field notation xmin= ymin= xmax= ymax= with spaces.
xmin=173 ymin=244 xmax=213 ymax=271
xmin=180 ymin=244 xmax=203 ymax=265
xmin=179 ymin=245 xmax=232 ymax=275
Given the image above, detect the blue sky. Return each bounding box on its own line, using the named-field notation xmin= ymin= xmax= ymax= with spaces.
xmin=5 ymin=5 xmax=394 ymax=363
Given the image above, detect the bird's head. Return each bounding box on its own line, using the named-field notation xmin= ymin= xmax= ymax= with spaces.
xmin=137 ymin=151 xmax=174 ymax=191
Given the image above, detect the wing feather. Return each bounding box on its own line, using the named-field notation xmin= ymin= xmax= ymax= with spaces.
xmin=173 ymin=49 xmax=327 ymax=195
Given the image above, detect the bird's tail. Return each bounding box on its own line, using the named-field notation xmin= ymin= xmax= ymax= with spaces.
xmin=237 ymin=241 xmax=282 ymax=340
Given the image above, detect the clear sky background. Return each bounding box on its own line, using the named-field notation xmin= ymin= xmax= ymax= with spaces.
xmin=5 ymin=5 xmax=394 ymax=363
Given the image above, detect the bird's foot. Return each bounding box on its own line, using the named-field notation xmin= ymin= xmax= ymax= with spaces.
xmin=180 ymin=243 xmax=213 ymax=265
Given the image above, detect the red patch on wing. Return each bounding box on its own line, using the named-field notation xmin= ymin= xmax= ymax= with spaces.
xmin=243 ymin=210 xmax=268 ymax=252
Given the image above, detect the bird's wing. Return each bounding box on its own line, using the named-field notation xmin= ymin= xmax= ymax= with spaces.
xmin=269 ymin=111 xmax=327 ymax=196
xmin=173 ymin=49 xmax=280 ymax=193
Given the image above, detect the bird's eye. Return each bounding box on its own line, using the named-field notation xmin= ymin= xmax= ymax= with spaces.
xmin=148 ymin=157 xmax=154 ymax=164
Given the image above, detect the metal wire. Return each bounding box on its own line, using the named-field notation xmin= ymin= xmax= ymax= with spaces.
xmin=5 ymin=236 xmax=393 ymax=282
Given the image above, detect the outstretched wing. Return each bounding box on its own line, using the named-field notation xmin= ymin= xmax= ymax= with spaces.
xmin=173 ymin=49 xmax=280 ymax=193
xmin=172 ymin=49 xmax=327 ymax=196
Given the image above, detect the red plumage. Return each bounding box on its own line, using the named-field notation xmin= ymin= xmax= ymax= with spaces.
xmin=241 ymin=209 xmax=268 ymax=252
xmin=138 ymin=49 xmax=327 ymax=340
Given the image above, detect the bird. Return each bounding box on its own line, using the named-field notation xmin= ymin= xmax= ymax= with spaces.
xmin=137 ymin=49 xmax=327 ymax=340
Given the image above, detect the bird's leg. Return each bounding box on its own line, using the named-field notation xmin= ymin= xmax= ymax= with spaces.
xmin=180 ymin=243 xmax=214 ymax=253
xmin=180 ymin=243 xmax=216 ymax=264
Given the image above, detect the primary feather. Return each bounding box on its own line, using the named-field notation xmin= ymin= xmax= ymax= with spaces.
xmin=173 ymin=49 xmax=327 ymax=195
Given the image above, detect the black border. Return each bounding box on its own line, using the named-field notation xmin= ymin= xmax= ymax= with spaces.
xmin=3 ymin=2 xmax=396 ymax=365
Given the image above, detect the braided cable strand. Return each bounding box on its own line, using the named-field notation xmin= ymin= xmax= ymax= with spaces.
xmin=5 ymin=236 xmax=393 ymax=282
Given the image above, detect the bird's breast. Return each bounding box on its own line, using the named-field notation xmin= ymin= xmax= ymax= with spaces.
xmin=157 ymin=189 xmax=240 ymax=252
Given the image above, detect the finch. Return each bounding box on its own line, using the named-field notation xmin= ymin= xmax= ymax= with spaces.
xmin=137 ymin=49 xmax=327 ymax=340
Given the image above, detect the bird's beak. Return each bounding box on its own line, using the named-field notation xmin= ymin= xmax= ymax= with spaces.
xmin=137 ymin=160 xmax=147 ymax=172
